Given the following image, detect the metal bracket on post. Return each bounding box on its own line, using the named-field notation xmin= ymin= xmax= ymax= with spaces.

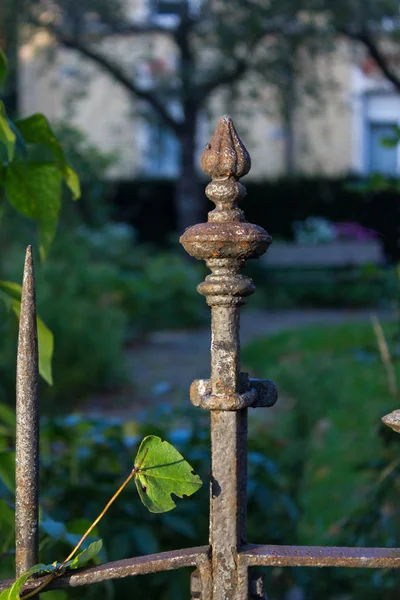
xmin=190 ymin=374 xmax=278 ymax=411
xmin=181 ymin=116 xmax=277 ymax=600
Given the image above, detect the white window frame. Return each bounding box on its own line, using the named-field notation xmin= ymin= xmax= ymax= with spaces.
xmin=350 ymin=65 xmax=400 ymax=175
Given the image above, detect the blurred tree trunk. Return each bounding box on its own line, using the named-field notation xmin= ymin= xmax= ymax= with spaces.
xmin=176 ymin=103 xmax=203 ymax=233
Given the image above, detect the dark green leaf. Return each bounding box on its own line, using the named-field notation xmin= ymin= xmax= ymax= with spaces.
xmin=15 ymin=114 xmax=80 ymax=200
xmin=8 ymin=121 xmax=28 ymax=159
xmin=68 ymin=539 xmax=103 ymax=570
xmin=0 ymin=281 xmax=54 ymax=384
xmin=4 ymin=162 xmax=62 ymax=261
xmin=0 ymin=563 xmax=47 ymax=600
xmin=134 ymin=436 xmax=202 ymax=513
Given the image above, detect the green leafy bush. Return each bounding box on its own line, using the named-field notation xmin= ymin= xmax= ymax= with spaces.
xmin=243 ymin=321 xmax=400 ymax=598
xmin=0 ymin=406 xmax=296 ymax=600
xmin=0 ymin=222 xmax=206 ymax=410
xmin=59 ymin=222 xmax=207 ymax=336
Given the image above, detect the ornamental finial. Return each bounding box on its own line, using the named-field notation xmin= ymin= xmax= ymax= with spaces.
xmin=200 ymin=115 xmax=251 ymax=179
xmin=180 ymin=115 xmax=270 ymax=263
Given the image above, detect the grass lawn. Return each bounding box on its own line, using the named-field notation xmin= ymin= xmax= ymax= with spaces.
xmin=242 ymin=320 xmax=400 ymax=545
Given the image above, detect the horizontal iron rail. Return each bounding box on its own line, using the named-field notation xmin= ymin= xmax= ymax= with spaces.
xmin=2 ymin=543 xmax=400 ymax=596
xmin=240 ymin=544 xmax=400 ymax=569
xmin=0 ymin=546 xmax=210 ymax=594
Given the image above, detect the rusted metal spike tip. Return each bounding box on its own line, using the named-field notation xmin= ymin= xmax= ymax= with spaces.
xmin=382 ymin=410 xmax=400 ymax=433
xmin=22 ymin=244 xmax=34 ymax=288
xmin=16 ymin=244 xmax=39 ymax=577
xmin=200 ymin=115 xmax=251 ymax=179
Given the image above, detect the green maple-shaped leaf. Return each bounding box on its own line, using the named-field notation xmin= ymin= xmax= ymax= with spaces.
xmin=134 ymin=436 xmax=202 ymax=513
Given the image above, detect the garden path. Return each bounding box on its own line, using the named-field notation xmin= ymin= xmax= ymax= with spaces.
xmin=84 ymin=307 xmax=391 ymax=416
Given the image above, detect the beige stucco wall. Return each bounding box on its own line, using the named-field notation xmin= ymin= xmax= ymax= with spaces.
xmin=18 ymin=4 xmax=357 ymax=180
xmin=293 ymin=41 xmax=353 ymax=175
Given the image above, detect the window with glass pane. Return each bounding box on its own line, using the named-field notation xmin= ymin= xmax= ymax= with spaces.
xmin=368 ymin=122 xmax=398 ymax=175
xmin=145 ymin=118 xmax=180 ymax=177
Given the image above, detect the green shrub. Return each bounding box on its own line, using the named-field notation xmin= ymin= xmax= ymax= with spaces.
xmin=1 ymin=233 xmax=129 ymax=410
xmin=0 ymin=221 xmax=206 ymax=410
xmin=243 ymin=321 xmax=400 ymax=597
xmin=0 ymin=406 xmax=296 ymax=600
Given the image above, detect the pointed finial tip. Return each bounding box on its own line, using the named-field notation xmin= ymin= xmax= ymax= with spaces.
xmin=201 ymin=115 xmax=251 ymax=179
xmin=23 ymin=245 xmax=34 ymax=270
xmin=382 ymin=409 xmax=400 ymax=433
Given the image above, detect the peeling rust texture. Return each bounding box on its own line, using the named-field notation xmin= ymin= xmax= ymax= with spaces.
xmin=15 ymin=246 xmax=39 ymax=577
xmin=240 ymin=545 xmax=400 ymax=569
xmin=181 ymin=116 xmax=275 ymax=599
xmin=0 ymin=547 xmax=210 ymax=593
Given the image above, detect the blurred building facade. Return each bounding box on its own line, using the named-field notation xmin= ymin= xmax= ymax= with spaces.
xmin=18 ymin=0 xmax=400 ymax=180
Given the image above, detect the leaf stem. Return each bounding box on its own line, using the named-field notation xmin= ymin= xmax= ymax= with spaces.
xmin=58 ymin=468 xmax=137 ymax=571
xmin=21 ymin=448 xmax=150 ymax=599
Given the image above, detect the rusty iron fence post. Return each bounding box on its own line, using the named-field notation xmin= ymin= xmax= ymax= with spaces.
xmin=181 ymin=116 xmax=277 ymax=600
xmin=15 ymin=246 xmax=39 ymax=577
xmin=3 ymin=116 xmax=400 ymax=600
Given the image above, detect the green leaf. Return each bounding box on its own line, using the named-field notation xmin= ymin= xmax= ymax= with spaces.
xmin=68 ymin=540 xmax=103 ymax=570
xmin=0 ymin=451 xmax=15 ymax=492
xmin=4 ymin=162 xmax=62 ymax=260
xmin=0 ymin=564 xmax=47 ymax=600
xmin=0 ymin=281 xmax=54 ymax=384
xmin=15 ymin=114 xmax=81 ymax=200
xmin=64 ymin=164 xmax=80 ymax=201
xmin=8 ymin=120 xmax=28 ymax=159
xmin=0 ymin=114 xmax=16 ymax=162
xmin=0 ymin=49 xmax=7 ymax=89
xmin=134 ymin=436 xmax=202 ymax=513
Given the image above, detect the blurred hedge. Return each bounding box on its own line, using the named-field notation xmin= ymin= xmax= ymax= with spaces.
xmin=107 ymin=177 xmax=400 ymax=261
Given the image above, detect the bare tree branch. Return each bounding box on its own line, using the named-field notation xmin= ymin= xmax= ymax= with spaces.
xmin=59 ymin=36 xmax=182 ymax=132
xmin=196 ymin=20 xmax=287 ymax=101
xmin=343 ymin=27 xmax=400 ymax=92
xmin=28 ymin=16 xmax=182 ymax=132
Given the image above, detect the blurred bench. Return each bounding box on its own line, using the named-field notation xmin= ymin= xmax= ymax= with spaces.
xmin=262 ymin=241 xmax=384 ymax=268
